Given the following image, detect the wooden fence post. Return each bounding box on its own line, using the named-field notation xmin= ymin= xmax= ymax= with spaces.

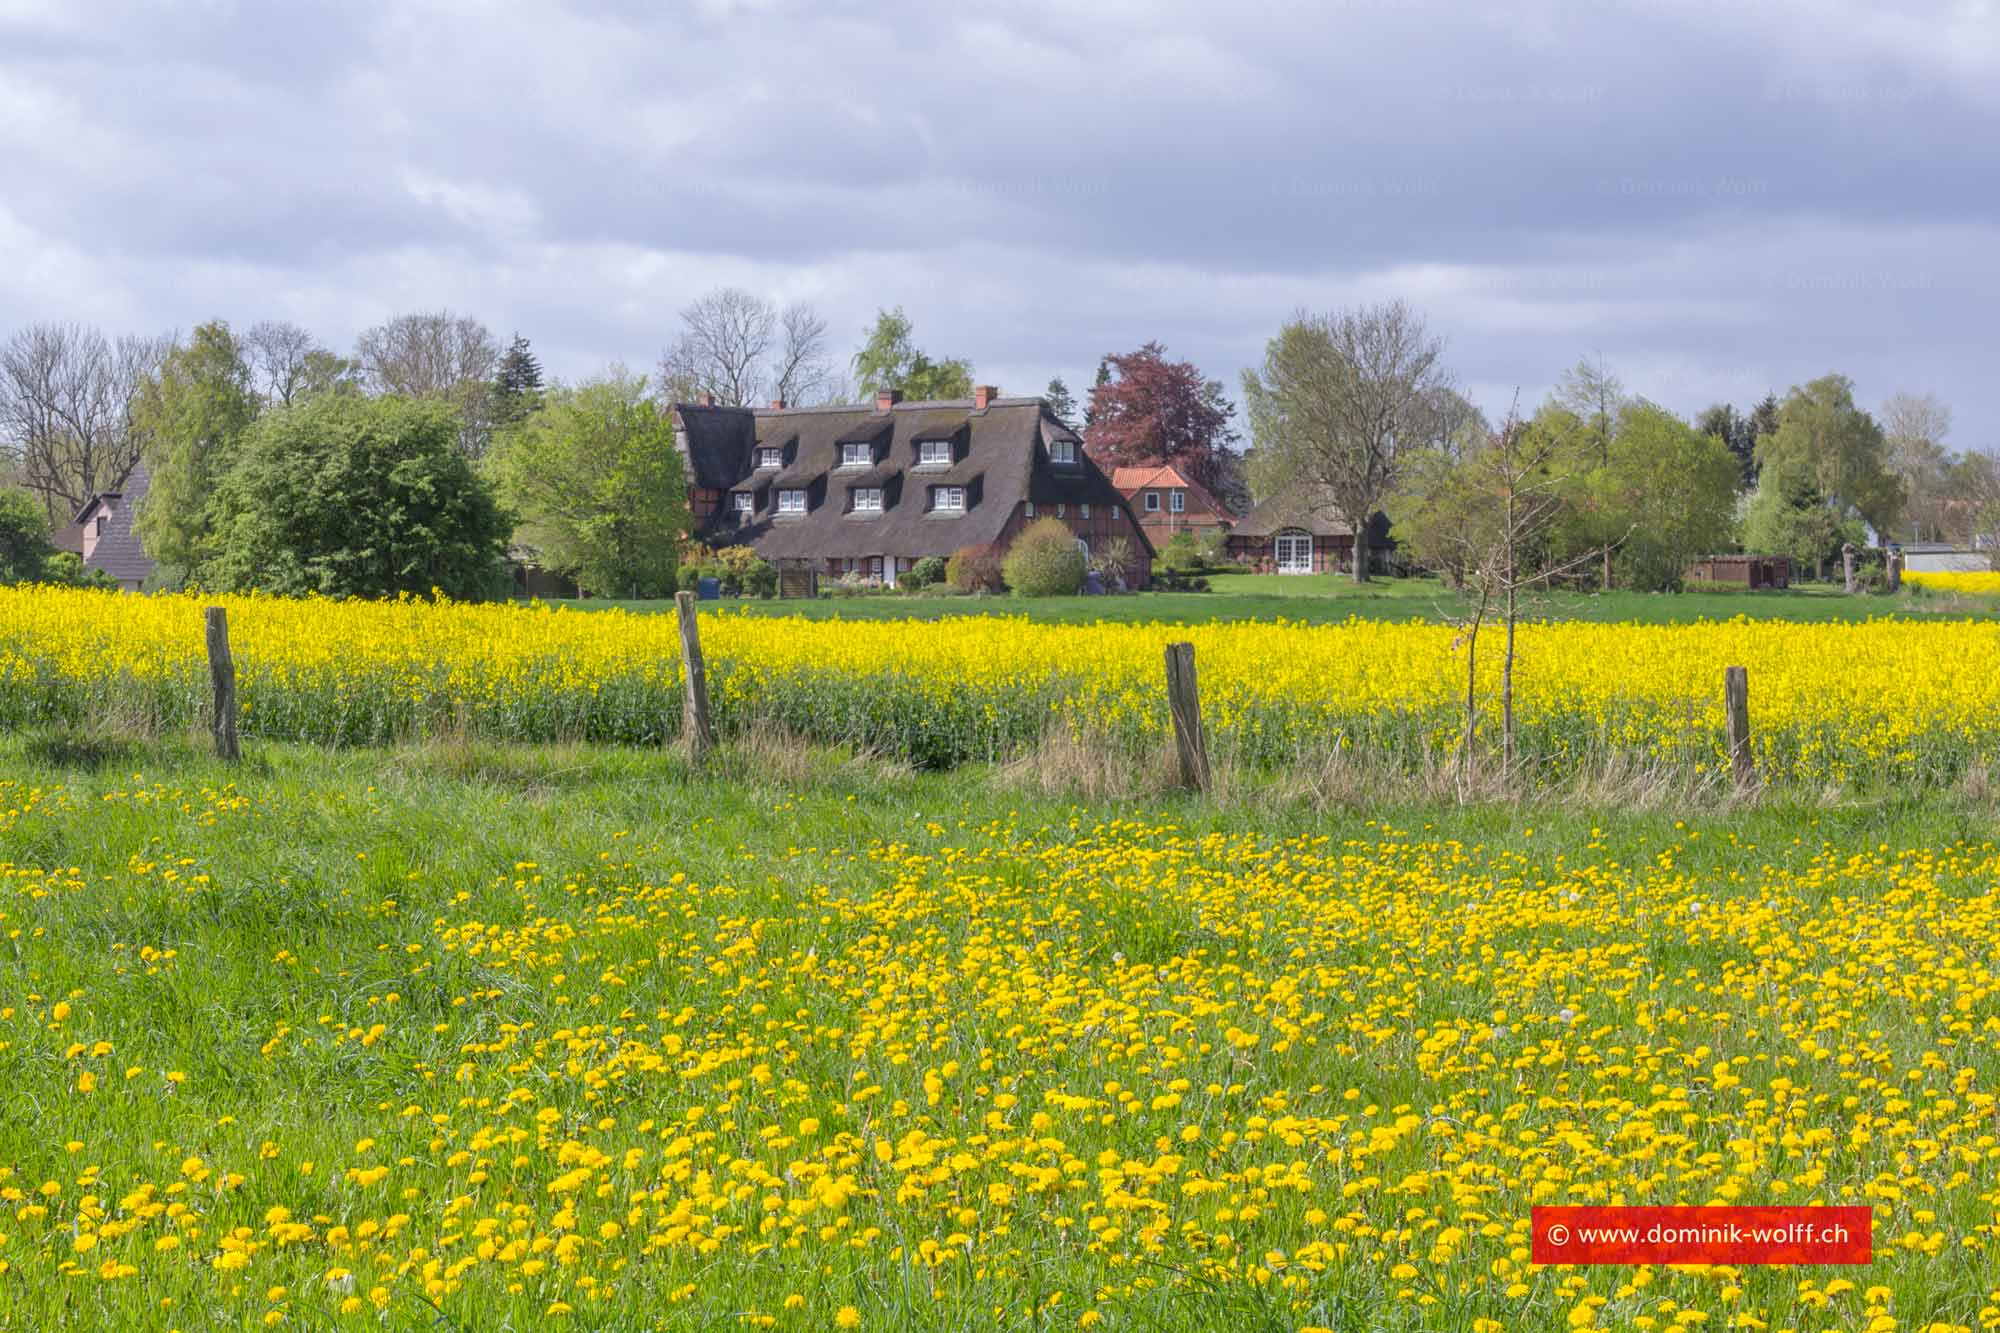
xmin=675 ymin=591 xmax=715 ymax=759
xmin=1841 ymin=542 xmax=1857 ymax=594
xmin=1724 ymin=664 xmax=1753 ymax=792
xmin=1164 ymin=642 xmax=1210 ymax=793
xmin=204 ymin=606 xmax=240 ymax=762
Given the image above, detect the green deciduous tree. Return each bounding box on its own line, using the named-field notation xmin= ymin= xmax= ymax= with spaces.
xmin=0 ymin=487 xmax=53 ymax=584
xmin=485 ymin=370 xmax=689 ymax=599
xmin=131 ymin=320 xmax=258 ymax=582
xmin=850 ymin=308 xmax=973 ymax=401
xmin=1752 ymin=375 xmax=1902 ymax=555
xmin=1594 ymin=402 xmax=1742 ymax=591
xmin=1741 ymin=457 xmax=1859 ymax=579
xmin=206 ymin=394 xmax=510 ymax=599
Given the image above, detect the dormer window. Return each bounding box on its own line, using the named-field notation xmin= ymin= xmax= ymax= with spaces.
xmin=1171 ymin=490 xmax=1186 ymax=513
xmin=733 ymin=492 xmax=754 ymax=517
xmin=931 ymin=485 xmax=966 ymax=512
xmin=841 ymin=442 xmax=872 ymax=468
xmin=919 ymin=440 xmax=952 ymax=468
xmin=1049 ymin=439 xmax=1078 ymax=465
xmin=96 ymin=515 xmax=107 ymax=535
xmin=756 ymin=447 xmax=783 ymax=469
xmin=777 ymin=489 xmax=807 ymax=515
xmin=852 ymin=487 xmax=883 ymax=513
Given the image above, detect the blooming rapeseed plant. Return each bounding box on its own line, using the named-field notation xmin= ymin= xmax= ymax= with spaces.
xmin=2 ymin=586 xmax=1998 ymax=785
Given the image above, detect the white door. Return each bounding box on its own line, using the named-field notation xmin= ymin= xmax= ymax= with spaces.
xmin=1275 ymin=531 xmax=1313 ymax=574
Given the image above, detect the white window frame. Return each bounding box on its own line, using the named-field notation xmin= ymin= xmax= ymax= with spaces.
xmin=1170 ymin=490 xmax=1185 ymax=513
xmin=919 ymin=440 xmax=952 ymax=467
xmin=733 ymin=492 xmax=754 ymax=516
xmin=1145 ymin=491 xmax=1161 ymax=512
xmin=757 ymin=447 xmax=783 ymax=469
xmin=777 ymin=489 xmax=807 ymax=515
xmin=1081 ymin=503 xmax=1091 ymax=518
xmin=1275 ymin=529 xmax=1313 ymax=574
xmin=932 ymin=485 xmax=966 ymax=512
xmin=1049 ymin=440 xmax=1077 ymax=465
xmin=841 ymin=442 xmax=872 ymax=467
xmin=1024 ymin=502 xmax=1036 ymax=518
xmin=852 ymin=487 xmax=883 ymax=513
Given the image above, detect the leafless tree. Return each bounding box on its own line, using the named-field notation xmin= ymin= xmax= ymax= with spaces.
xmin=353 ymin=310 xmax=500 ymax=456
xmin=243 ymin=320 xmax=346 ymax=408
xmin=1241 ymin=300 xmax=1455 ymax=582
xmin=1389 ymin=402 xmax=1603 ymax=784
xmin=354 ymin=310 xmax=499 ymax=397
xmin=1881 ymin=390 xmax=1953 ymax=542
xmin=660 ymin=288 xmax=777 ymax=407
xmin=771 ymin=302 xmax=835 ymax=406
xmin=1554 ymin=352 xmax=1627 ymax=586
xmin=0 ymin=322 xmax=170 ymax=521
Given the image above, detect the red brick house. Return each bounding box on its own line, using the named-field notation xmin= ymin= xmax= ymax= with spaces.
xmin=1109 ymin=463 xmax=1235 ymax=541
xmin=675 ymin=387 xmax=1155 ymax=588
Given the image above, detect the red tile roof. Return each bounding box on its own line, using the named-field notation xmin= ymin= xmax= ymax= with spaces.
xmin=1108 ymin=462 xmax=1233 ymax=519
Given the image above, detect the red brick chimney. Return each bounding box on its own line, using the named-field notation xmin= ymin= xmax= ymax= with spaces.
xmin=769 ymin=398 xmax=786 ymax=410
xmin=973 ymin=384 xmax=1000 ymax=411
xmin=875 ymin=388 xmax=902 ymax=412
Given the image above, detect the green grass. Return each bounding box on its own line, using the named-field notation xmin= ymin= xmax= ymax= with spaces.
xmin=557 ymin=570 xmax=2000 ymax=627
xmin=5 ymin=733 xmax=2000 ymax=1328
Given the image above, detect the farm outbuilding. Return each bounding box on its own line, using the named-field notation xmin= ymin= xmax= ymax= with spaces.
xmin=1684 ymin=554 xmax=1792 ymax=589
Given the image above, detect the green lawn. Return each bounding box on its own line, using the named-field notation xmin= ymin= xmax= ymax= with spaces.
xmin=543 ymin=568 xmax=2000 ymax=627
xmin=3 ymin=734 xmax=1998 ymax=1328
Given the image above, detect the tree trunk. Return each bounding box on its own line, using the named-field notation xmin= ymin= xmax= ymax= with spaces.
xmin=1462 ymin=615 xmax=1480 ymax=781
xmin=1350 ymin=527 xmax=1368 ymax=583
xmin=1502 ymin=582 xmax=1517 ymax=770
xmin=1601 ymin=544 xmax=1612 ymax=591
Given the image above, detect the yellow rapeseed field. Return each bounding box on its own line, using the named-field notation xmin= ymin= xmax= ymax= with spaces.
xmin=1905 ymin=570 xmax=2000 ymax=598
xmin=3 ymin=772 xmax=1999 ymax=1330
xmin=3 ymin=586 xmax=1999 ymax=784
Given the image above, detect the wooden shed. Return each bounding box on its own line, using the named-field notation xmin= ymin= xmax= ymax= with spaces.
xmin=1685 ymin=554 xmax=1791 ymax=589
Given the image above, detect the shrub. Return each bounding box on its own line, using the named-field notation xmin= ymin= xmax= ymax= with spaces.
xmin=41 ymin=551 xmax=117 ymax=590
xmin=1159 ymin=530 xmax=1205 ymax=574
xmin=946 ymin=544 xmax=1006 ymax=594
xmin=907 ymin=555 xmax=948 ymax=590
xmin=711 ymin=545 xmax=776 ymax=598
xmin=1092 ymin=536 xmax=1139 ymax=589
xmin=1001 ymin=519 xmax=1087 ymax=597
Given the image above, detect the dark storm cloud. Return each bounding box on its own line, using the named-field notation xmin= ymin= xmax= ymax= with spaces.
xmin=1 ymin=0 xmax=1996 ymax=440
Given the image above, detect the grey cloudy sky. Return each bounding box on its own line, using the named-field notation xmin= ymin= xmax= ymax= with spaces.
xmin=3 ymin=0 xmax=1996 ymax=442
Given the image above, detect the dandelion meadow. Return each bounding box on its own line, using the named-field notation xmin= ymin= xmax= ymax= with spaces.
xmin=4 ymin=586 xmax=2000 ymax=786
xmin=3 ymin=747 xmax=2000 ymax=1331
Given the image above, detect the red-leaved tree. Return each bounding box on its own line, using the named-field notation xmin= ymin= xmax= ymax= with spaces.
xmin=1082 ymin=343 xmax=1237 ymax=491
